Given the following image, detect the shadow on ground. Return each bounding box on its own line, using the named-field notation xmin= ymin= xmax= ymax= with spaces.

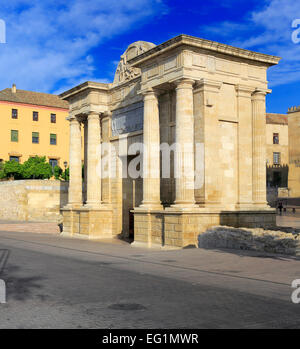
xmin=0 ymin=248 xmax=44 ymax=301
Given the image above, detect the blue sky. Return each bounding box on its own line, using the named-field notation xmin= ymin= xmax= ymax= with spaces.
xmin=0 ymin=0 xmax=299 ymax=113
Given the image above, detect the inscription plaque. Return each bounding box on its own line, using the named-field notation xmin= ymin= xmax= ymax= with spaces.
xmin=112 ymin=102 xmax=144 ymax=136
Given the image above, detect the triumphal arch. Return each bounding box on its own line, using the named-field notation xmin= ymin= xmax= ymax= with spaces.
xmin=60 ymin=34 xmax=280 ymax=248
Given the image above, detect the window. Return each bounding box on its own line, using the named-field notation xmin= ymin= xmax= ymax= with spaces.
xmin=11 ymin=130 xmax=18 ymax=142
xmin=273 ymin=133 xmax=279 ymax=144
xmin=12 ymin=109 xmax=18 ymax=119
xmin=9 ymin=156 xmax=19 ymax=163
xmin=51 ymin=113 xmax=56 ymax=123
xmin=32 ymin=132 xmax=39 ymax=144
xmin=33 ymin=111 xmax=39 ymax=121
xmin=50 ymin=133 xmax=57 ymax=145
xmin=49 ymin=159 xmax=58 ymax=170
xmin=273 ymin=152 xmax=281 ymax=165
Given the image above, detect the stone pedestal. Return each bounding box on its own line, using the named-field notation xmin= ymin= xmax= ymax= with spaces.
xmin=133 ymin=207 xmax=276 ymax=248
xmin=61 ymin=206 xmax=113 ymax=239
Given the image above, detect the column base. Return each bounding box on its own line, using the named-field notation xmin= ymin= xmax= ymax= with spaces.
xmin=252 ymin=202 xmax=270 ymax=209
xmin=84 ymin=202 xmax=103 ymax=209
xmin=61 ymin=206 xmax=113 ymax=239
xmin=170 ymin=202 xmax=198 ymax=210
xmin=63 ymin=203 xmax=83 ymax=210
xmin=138 ymin=202 xmax=163 ymax=210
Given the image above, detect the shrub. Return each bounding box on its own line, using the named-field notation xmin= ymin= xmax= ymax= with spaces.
xmin=3 ymin=160 xmax=23 ymax=179
xmin=21 ymin=156 xmax=53 ymax=179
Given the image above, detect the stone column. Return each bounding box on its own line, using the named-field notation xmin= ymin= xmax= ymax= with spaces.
xmin=83 ymin=119 xmax=88 ymax=203
xmin=172 ymin=78 xmax=196 ymax=207
xmin=85 ymin=112 xmax=102 ymax=207
xmin=194 ymin=79 xmax=222 ymax=207
xmin=140 ymin=89 xmax=162 ymax=209
xmin=252 ymin=89 xmax=268 ymax=206
xmin=236 ymin=85 xmax=254 ymax=208
xmin=67 ymin=116 xmax=82 ymax=207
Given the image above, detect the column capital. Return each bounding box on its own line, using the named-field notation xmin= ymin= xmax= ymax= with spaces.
xmin=252 ymin=88 xmax=272 ymax=99
xmin=67 ymin=115 xmax=79 ymax=122
xmin=87 ymin=111 xmax=100 ymax=120
xmin=141 ymin=88 xmax=158 ymax=99
xmin=102 ymin=110 xmax=112 ymax=118
xmin=174 ymin=78 xmax=195 ymax=89
xmin=235 ymin=84 xmax=256 ymax=98
xmin=194 ymin=78 xmax=222 ymax=93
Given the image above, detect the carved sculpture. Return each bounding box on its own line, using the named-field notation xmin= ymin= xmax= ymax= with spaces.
xmin=113 ymin=41 xmax=156 ymax=85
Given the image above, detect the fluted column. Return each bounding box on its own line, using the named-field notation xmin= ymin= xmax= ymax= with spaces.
xmin=236 ymin=85 xmax=254 ymax=208
xmin=85 ymin=112 xmax=102 ymax=207
xmin=140 ymin=89 xmax=162 ymax=209
xmin=67 ymin=116 xmax=82 ymax=207
xmin=83 ymin=119 xmax=88 ymax=203
xmin=172 ymin=78 xmax=196 ymax=207
xmin=252 ymin=89 xmax=268 ymax=206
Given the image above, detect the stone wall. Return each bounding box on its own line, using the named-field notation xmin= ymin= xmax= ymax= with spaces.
xmin=198 ymin=226 xmax=300 ymax=256
xmin=134 ymin=209 xmax=276 ymax=248
xmin=0 ymin=180 xmax=68 ymax=222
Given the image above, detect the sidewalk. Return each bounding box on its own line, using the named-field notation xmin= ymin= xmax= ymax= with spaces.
xmin=1 ymin=213 xmax=300 ymax=238
xmin=0 ymin=220 xmax=60 ymax=234
xmin=276 ymin=214 xmax=300 ymax=228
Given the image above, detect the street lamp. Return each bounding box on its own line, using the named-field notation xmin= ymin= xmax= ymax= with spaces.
xmin=63 ymin=161 xmax=68 ymax=181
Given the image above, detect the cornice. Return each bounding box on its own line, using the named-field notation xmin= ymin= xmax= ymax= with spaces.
xmin=59 ymin=81 xmax=109 ymax=100
xmin=129 ymin=34 xmax=281 ymax=67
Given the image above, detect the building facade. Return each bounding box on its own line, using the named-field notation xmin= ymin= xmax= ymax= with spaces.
xmin=60 ymin=35 xmax=280 ymax=248
xmin=266 ymin=113 xmax=289 ymax=188
xmin=287 ymin=106 xmax=300 ymax=197
xmin=0 ymin=85 xmax=69 ymax=169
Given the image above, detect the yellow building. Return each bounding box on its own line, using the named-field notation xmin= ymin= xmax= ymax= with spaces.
xmin=287 ymin=106 xmax=300 ymax=197
xmin=266 ymin=113 xmax=289 ymax=187
xmin=0 ymin=84 xmax=69 ymax=169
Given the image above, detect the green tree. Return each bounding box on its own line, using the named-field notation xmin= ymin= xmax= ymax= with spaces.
xmin=21 ymin=156 xmax=53 ymax=179
xmin=53 ymin=165 xmax=63 ymax=180
xmin=3 ymin=160 xmax=23 ymax=179
xmin=0 ymin=162 xmax=4 ymax=179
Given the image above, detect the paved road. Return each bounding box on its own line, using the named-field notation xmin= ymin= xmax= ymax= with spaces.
xmin=0 ymin=229 xmax=299 ymax=329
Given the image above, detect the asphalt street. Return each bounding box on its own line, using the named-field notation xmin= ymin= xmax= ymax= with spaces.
xmin=0 ymin=229 xmax=299 ymax=329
